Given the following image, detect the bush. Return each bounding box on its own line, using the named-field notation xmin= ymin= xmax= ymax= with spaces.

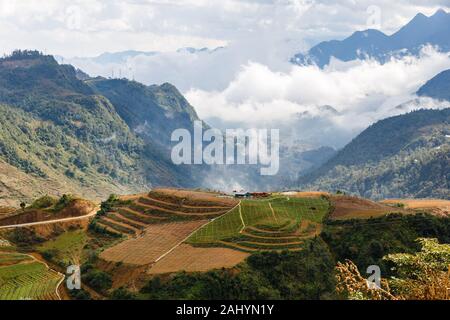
xmin=52 ymin=194 xmax=75 ymax=212
xmin=41 ymin=249 xmax=58 ymax=261
xmin=82 ymin=269 xmax=112 ymax=292
xmin=110 ymin=287 xmax=137 ymax=300
xmin=30 ymin=195 xmax=57 ymax=209
xmin=69 ymin=289 xmax=91 ymax=300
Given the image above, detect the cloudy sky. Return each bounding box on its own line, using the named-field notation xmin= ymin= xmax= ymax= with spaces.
xmin=1 ymin=0 xmax=450 ymax=149
xmin=0 ymin=0 xmax=448 ymax=57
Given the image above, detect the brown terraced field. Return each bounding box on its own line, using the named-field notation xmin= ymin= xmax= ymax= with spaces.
xmin=99 ymin=220 xmax=208 ymax=265
xmin=94 ymin=189 xmax=237 ymax=237
xmin=97 ymin=189 xmax=239 ymax=267
xmin=148 ymin=244 xmax=249 ymax=274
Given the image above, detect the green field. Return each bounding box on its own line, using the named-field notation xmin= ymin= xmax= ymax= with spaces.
xmin=37 ymin=230 xmax=87 ymax=266
xmin=0 ymin=252 xmax=62 ymax=300
xmin=188 ymin=196 xmax=330 ymax=252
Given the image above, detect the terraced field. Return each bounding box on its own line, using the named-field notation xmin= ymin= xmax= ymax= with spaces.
xmin=0 ymin=251 xmax=63 ymax=300
xmin=98 ymin=189 xmax=238 ymax=266
xmin=188 ymin=196 xmax=330 ymax=253
xmin=100 ymin=220 xmax=209 ymax=265
xmin=94 ymin=189 xmax=237 ymax=238
xmin=148 ymin=244 xmax=250 ymax=274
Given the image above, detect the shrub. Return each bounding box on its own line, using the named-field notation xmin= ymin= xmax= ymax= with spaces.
xmin=30 ymin=195 xmax=57 ymax=209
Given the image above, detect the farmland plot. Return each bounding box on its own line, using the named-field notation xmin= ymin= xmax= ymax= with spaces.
xmin=148 ymin=244 xmax=249 ymax=274
xmin=100 ymin=220 xmax=208 ymax=265
xmin=94 ymin=189 xmax=237 ymax=237
xmin=0 ymin=252 xmax=63 ymax=300
xmin=188 ymin=197 xmax=330 ymax=253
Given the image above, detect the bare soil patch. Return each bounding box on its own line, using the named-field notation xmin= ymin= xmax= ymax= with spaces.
xmin=0 ymin=199 xmax=95 ymax=227
xmin=151 ymin=188 xmax=237 ymax=207
xmin=148 ymin=244 xmax=249 ymax=275
xmin=330 ymin=196 xmax=408 ymax=220
xmin=282 ymin=191 xmax=330 ymax=198
xmin=381 ymin=199 xmax=450 ymax=217
xmin=100 ymin=220 xmax=208 ymax=265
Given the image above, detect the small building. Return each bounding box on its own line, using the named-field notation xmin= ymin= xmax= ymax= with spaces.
xmin=234 ymin=191 xmax=250 ymax=198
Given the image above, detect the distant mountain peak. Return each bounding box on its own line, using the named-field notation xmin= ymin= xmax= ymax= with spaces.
xmin=432 ymin=8 xmax=448 ymax=17
xmin=417 ymin=69 xmax=450 ymax=101
xmin=291 ymin=9 xmax=450 ymax=68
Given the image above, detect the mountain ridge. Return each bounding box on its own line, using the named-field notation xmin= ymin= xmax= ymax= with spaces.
xmin=291 ymin=9 xmax=450 ymax=67
xmin=0 ymin=50 xmax=202 ymax=205
xmin=299 ymin=108 xmax=450 ymax=200
xmin=417 ymin=69 xmax=450 ymax=101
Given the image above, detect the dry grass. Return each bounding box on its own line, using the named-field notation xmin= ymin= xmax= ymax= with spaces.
xmin=330 ymin=196 xmax=408 ymax=220
xmin=381 ymin=199 xmax=450 ymax=217
xmin=335 ymin=260 xmax=398 ymax=300
xmin=148 ymin=244 xmax=249 ymax=274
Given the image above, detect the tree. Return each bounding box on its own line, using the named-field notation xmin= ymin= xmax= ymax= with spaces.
xmin=335 ymin=238 xmax=450 ymax=300
xmin=20 ymin=202 xmax=26 ymax=211
xmin=110 ymin=287 xmax=137 ymax=300
xmin=384 ymin=238 xmax=450 ymax=300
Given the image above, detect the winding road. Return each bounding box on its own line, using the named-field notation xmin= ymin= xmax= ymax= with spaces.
xmin=0 ymin=206 xmax=100 ymax=230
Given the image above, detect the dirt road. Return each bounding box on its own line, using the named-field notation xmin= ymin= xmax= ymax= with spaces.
xmin=0 ymin=206 xmax=99 ymax=229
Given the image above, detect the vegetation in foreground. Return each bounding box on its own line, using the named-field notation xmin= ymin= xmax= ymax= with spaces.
xmin=336 ymin=238 xmax=450 ymax=300
xmin=1 ymin=191 xmax=449 ymax=301
xmin=0 ymin=250 xmax=62 ymax=300
xmin=136 ymin=213 xmax=449 ymax=300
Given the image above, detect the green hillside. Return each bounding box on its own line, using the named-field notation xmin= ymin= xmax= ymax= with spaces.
xmin=417 ymin=69 xmax=450 ymax=101
xmin=87 ymin=78 xmax=199 ymax=150
xmin=0 ymin=50 xmax=202 ymax=205
xmin=300 ymin=108 xmax=450 ymax=200
xmin=188 ymin=196 xmax=329 ymax=252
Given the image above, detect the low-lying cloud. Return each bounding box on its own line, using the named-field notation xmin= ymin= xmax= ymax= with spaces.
xmin=186 ymin=47 xmax=450 ymax=148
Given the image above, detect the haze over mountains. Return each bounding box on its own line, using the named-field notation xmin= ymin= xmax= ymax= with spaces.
xmin=62 ymin=47 xmax=227 ymax=92
xmin=0 ymin=9 xmax=449 ymax=203
xmin=291 ymin=9 xmax=450 ymax=68
xmin=300 ymin=73 xmax=450 ymax=199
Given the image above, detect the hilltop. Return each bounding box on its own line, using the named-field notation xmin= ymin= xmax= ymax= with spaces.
xmin=0 ymin=50 xmax=203 ymax=205
xmin=417 ymin=69 xmax=450 ymax=101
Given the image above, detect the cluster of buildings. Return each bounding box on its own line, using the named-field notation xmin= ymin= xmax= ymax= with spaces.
xmin=232 ymin=191 xmax=271 ymax=199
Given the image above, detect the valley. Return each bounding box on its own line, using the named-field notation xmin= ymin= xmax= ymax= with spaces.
xmin=0 ymin=4 xmax=449 ymax=303
xmin=0 ymin=188 xmax=448 ymax=300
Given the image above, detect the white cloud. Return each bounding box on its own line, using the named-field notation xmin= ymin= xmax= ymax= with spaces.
xmin=2 ymin=0 xmax=449 ymax=148
xmin=186 ymin=47 xmax=450 ymax=147
xmin=0 ymin=0 xmax=448 ymax=57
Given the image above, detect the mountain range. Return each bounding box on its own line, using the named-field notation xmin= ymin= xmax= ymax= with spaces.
xmin=1 ymin=7 xmax=450 ymax=204
xmin=291 ymin=9 xmax=450 ymax=68
xmin=300 ymin=71 xmax=450 ymax=199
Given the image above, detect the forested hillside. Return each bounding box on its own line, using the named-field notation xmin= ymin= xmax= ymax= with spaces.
xmin=0 ymin=50 xmax=201 ymax=205
xmin=417 ymin=69 xmax=450 ymax=101
xmin=299 ymin=108 xmax=450 ymax=199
